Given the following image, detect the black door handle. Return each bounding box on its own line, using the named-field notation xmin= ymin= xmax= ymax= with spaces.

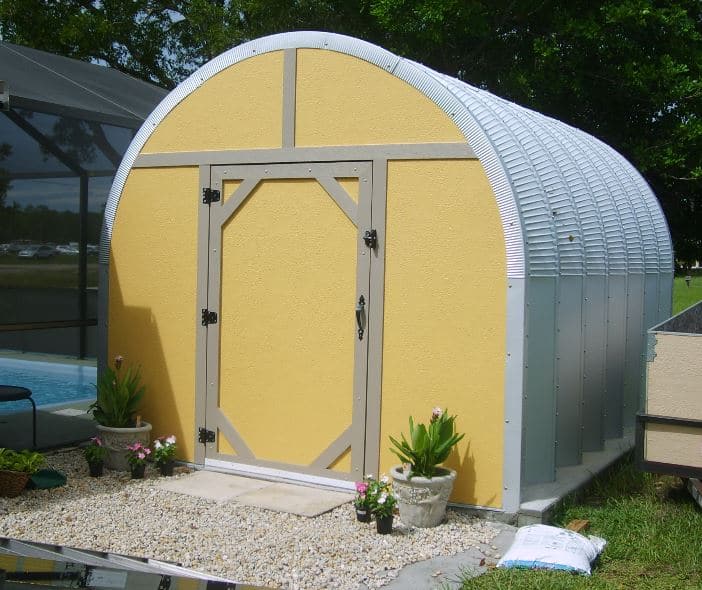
xmin=355 ymin=295 xmax=365 ymax=340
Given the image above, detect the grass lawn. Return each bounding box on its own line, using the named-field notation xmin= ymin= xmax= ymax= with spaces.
xmin=460 ymin=281 xmax=702 ymax=589
xmin=672 ymin=273 xmax=702 ymax=315
xmin=460 ymin=457 xmax=702 ymax=589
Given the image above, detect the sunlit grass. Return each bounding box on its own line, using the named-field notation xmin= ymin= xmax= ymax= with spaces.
xmin=460 ymin=457 xmax=702 ymax=589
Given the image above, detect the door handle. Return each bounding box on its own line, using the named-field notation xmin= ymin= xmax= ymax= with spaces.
xmin=355 ymin=295 xmax=366 ymax=340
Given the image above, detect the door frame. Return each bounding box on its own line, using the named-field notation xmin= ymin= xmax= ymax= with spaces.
xmin=193 ymin=158 xmax=388 ymax=489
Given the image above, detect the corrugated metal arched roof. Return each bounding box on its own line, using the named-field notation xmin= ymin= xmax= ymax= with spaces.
xmin=101 ymin=31 xmax=673 ymax=278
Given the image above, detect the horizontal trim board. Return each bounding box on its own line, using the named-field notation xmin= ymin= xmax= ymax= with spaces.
xmin=134 ymin=143 xmax=476 ymax=168
xmin=637 ymin=413 xmax=702 ymax=429
xmin=204 ymin=458 xmax=356 ymax=490
xmin=638 ymin=459 xmax=702 ymax=480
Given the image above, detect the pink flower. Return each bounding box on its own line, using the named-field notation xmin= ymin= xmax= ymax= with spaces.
xmin=91 ymin=436 xmax=103 ymax=446
xmin=355 ymin=481 xmax=369 ymax=494
xmin=165 ymin=435 xmax=176 ymax=445
xmin=144 ymin=447 xmax=151 ymax=455
xmin=431 ymin=407 xmax=443 ymax=422
xmin=137 ymin=452 xmax=145 ymax=460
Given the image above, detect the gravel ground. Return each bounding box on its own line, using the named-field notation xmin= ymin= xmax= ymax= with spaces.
xmin=0 ymin=448 xmax=502 ymax=589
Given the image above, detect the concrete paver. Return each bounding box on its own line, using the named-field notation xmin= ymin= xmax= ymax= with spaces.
xmin=235 ymin=481 xmax=353 ymax=517
xmin=156 ymin=470 xmax=270 ymax=501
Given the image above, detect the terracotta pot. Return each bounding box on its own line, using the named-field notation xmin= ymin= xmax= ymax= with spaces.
xmin=390 ymin=465 xmax=456 ymax=528
xmin=96 ymin=422 xmax=152 ymax=471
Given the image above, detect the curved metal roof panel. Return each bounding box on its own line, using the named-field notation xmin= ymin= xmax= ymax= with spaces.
xmin=101 ymin=31 xmax=670 ymax=282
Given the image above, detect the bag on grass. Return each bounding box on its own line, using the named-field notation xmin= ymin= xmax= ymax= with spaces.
xmin=497 ymin=524 xmax=606 ymax=575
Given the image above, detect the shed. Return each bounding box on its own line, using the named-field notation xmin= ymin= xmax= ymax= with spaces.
xmin=101 ymin=32 xmax=673 ymax=518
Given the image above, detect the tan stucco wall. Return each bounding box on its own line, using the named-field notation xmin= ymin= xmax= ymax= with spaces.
xmin=110 ymin=47 xmax=507 ymax=507
xmin=108 ymin=167 xmax=199 ymax=461
xmin=380 ymin=160 xmax=506 ymax=508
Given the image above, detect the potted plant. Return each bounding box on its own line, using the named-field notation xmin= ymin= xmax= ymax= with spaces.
xmin=0 ymin=448 xmax=45 ymax=497
xmin=354 ymin=476 xmax=373 ymax=522
xmin=389 ymin=407 xmax=465 ymax=528
xmin=88 ymin=354 xmax=152 ymax=471
xmin=83 ymin=437 xmax=108 ymax=477
xmin=125 ymin=442 xmax=151 ymax=479
xmin=367 ymin=475 xmax=397 ymax=534
xmin=152 ymin=435 xmax=177 ymax=476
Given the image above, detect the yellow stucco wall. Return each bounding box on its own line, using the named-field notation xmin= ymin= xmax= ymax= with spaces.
xmin=110 ymin=47 xmax=507 ymax=506
xmin=380 ymin=160 xmax=506 ymax=508
xmin=108 ymin=167 xmax=199 ymax=462
xmin=295 ymin=49 xmax=464 ymax=146
xmin=141 ymin=52 xmax=284 ymax=153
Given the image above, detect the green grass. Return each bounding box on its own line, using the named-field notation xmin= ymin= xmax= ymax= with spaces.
xmin=460 ymin=457 xmax=702 ymax=589
xmin=672 ymin=273 xmax=702 ymax=315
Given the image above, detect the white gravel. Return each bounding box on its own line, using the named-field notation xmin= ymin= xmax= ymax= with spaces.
xmin=0 ymin=448 xmax=502 ymax=589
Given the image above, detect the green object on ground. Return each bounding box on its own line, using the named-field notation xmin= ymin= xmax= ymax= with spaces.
xmin=27 ymin=469 xmax=67 ymax=489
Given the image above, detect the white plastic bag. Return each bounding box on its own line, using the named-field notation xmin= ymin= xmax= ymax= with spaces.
xmin=497 ymin=524 xmax=606 ymax=575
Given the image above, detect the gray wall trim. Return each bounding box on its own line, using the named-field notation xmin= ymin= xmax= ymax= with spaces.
xmin=364 ymin=158 xmax=388 ymax=477
xmin=133 ymin=143 xmax=475 ymax=168
xmin=214 ymin=408 xmax=256 ymax=460
xmin=282 ymin=48 xmax=297 ymax=148
xmin=194 ymin=165 xmax=211 ymax=465
xmin=503 ymin=277 xmax=525 ymax=513
xmin=97 ymin=263 xmax=109 ymax=374
xmin=310 ymin=426 xmax=352 ymax=469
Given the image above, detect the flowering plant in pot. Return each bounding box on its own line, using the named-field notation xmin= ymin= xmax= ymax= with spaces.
xmin=367 ymin=475 xmax=397 ymax=534
xmin=389 ymin=407 xmax=464 ymax=528
xmin=83 ymin=437 xmax=108 ymax=477
xmin=88 ymin=355 xmax=152 ymax=471
xmin=152 ymin=435 xmax=177 ymax=476
xmin=353 ymin=476 xmax=374 ymax=522
xmin=125 ymin=442 xmax=151 ymax=479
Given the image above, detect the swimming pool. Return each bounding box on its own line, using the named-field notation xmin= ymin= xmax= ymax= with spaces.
xmin=0 ymin=357 xmax=96 ymax=413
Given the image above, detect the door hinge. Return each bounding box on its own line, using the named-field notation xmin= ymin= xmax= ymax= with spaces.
xmin=201 ymin=308 xmax=218 ymax=326
xmin=198 ymin=428 xmax=216 ymax=444
xmin=202 ymin=188 xmax=221 ymax=204
xmin=363 ymin=229 xmax=377 ymax=249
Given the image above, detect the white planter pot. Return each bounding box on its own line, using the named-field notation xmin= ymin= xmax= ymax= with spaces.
xmin=390 ymin=465 xmax=456 ymax=528
xmin=96 ymin=422 xmax=152 ymax=471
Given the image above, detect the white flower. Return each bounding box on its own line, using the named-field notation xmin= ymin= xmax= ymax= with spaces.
xmin=165 ymin=435 xmax=176 ymax=445
xmin=432 ymin=406 xmax=443 ymax=417
xmin=377 ymin=493 xmax=387 ymax=504
xmin=153 ymin=440 xmax=162 ymax=449
xmin=380 ymin=474 xmax=389 ymax=484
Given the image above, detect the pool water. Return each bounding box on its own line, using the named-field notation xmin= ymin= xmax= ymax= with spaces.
xmin=0 ymin=357 xmax=96 ymax=413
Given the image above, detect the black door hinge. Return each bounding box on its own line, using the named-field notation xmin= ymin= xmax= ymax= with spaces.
xmin=363 ymin=229 xmax=377 ymax=249
xmin=201 ymin=308 xmax=218 ymax=326
xmin=157 ymin=575 xmax=171 ymax=590
xmin=199 ymin=428 xmax=216 ymax=444
xmin=202 ymin=188 xmax=221 ymax=204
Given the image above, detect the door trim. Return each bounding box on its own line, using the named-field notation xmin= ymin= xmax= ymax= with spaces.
xmin=197 ymin=160 xmax=379 ymax=482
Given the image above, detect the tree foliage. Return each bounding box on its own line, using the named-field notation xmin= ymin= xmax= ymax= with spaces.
xmin=1 ymin=0 xmax=700 ymax=265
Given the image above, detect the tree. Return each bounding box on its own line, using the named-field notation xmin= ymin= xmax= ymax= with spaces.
xmin=1 ymin=0 xmax=700 ymax=265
